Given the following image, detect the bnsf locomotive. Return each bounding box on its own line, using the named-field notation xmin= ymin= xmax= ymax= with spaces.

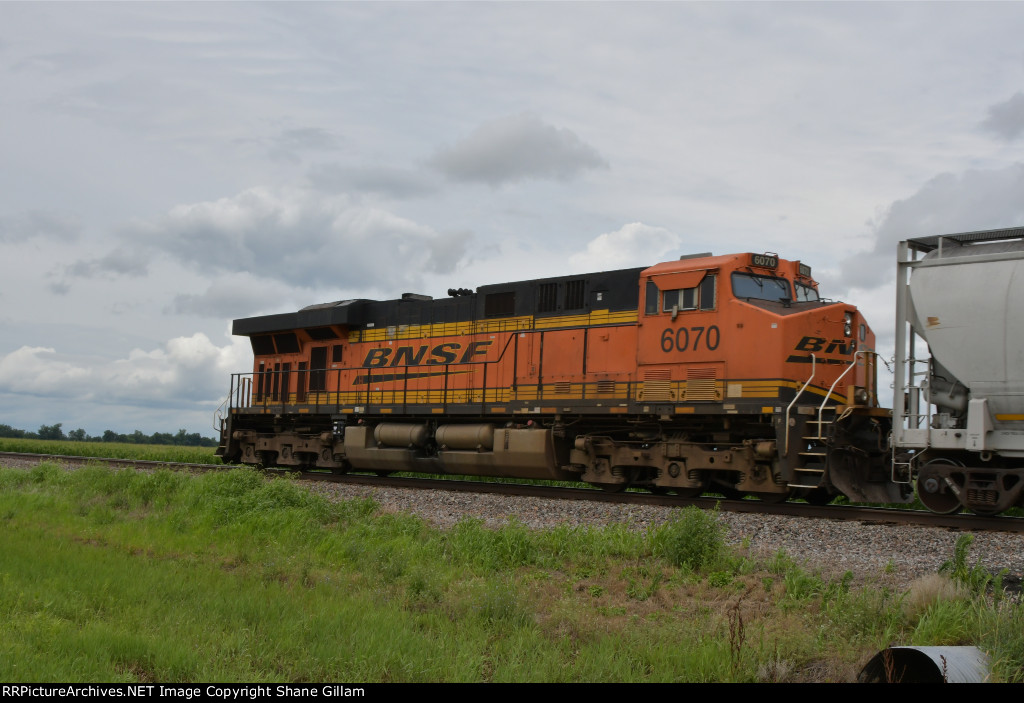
xmin=216 ymin=249 xmax=910 ymax=506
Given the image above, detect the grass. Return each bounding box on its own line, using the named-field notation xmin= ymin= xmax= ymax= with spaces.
xmin=0 ymin=438 xmax=221 ymax=464
xmin=1 ymin=461 xmax=1021 ymax=682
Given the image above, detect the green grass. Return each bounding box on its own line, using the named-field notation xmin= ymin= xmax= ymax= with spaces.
xmin=1 ymin=462 xmax=1022 ymax=682
xmin=0 ymin=438 xmax=221 ymax=464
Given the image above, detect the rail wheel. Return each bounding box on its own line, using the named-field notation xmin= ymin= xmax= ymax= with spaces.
xmin=970 ymin=505 xmax=1001 ymax=517
xmin=802 ymin=488 xmax=834 ymax=506
xmin=916 ymin=460 xmax=963 ymax=514
xmin=752 ymin=490 xmax=791 ymax=504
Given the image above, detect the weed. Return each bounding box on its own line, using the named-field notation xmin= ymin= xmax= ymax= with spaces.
xmin=709 ymin=571 xmax=734 ymax=588
xmin=650 ymin=506 xmax=724 ymax=572
xmin=728 ymin=599 xmax=745 ymax=671
xmin=940 ymin=534 xmax=1007 ymax=599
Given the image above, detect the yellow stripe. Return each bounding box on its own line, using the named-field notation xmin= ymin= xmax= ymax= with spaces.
xmin=347 ymin=310 xmax=639 ymax=342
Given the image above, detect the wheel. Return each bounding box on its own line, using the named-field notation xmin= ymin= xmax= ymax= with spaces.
xmin=916 ymin=469 xmax=962 ymax=515
xmin=597 ymin=482 xmax=628 ymax=493
xmin=970 ymin=506 xmax=1001 ymax=516
xmin=752 ymin=490 xmax=791 ymax=504
xmin=673 ymin=486 xmax=705 ymax=500
xmin=802 ymin=488 xmax=834 ymax=506
xmin=717 ymin=488 xmax=746 ymax=501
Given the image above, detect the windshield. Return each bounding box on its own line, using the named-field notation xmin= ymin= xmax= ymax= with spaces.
xmin=731 ymin=273 xmax=792 ymax=302
xmin=795 ymin=282 xmax=819 ymax=302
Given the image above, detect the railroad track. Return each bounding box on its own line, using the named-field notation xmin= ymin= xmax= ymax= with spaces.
xmin=3 ymin=450 xmax=1023 ymax=534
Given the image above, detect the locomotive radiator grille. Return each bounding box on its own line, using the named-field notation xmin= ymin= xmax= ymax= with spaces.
xmin=640 ymin=369 xmax=674 ymax=401
xmin=683 ymin=368 xmax=719 ymax=401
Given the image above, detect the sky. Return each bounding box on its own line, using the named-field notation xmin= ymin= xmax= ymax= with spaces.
xmin=2 ymin=2 xmax=1024 ymax=439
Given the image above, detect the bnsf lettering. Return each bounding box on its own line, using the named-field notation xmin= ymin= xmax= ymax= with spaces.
xmin=362 ymin=341 xmax=493 ymax=368
xmin=794 ymin=336 xmax=853 ymax=355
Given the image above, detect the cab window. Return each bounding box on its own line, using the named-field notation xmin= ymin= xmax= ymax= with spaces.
xmin=660 ymin=274 xmax=716 ymax=312
xmin=731 ymin=273 xmax=792 ymax=302
xmin=795 ymin=282 xmax=819 ymax=302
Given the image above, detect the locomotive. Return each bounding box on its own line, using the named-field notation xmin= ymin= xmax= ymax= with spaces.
xmin=215 ymin=247 xmax=910 ymax=506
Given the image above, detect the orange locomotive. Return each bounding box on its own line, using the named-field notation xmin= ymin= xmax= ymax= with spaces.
xmin=216 ymin=251 xmax=910 ymax=505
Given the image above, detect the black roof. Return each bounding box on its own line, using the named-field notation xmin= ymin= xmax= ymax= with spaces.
xmin=231 ymin=266 xmax=645 ymax=336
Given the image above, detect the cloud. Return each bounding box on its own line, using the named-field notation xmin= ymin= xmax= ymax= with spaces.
xmin=74 ymin=187 xmax=471 ymax=294
xmin=269 ymin=127 xmax=342 ymax=164
xmin=568 ymin=222 xmax=681 ymax=271
xmin=428 ymin=113 xmax=609 ymax=186
xmin=169 ymin=274 xmax=303 ymax=318
xmin=306 ymin=163 xmax=439 ymax=199
xmin=0 ymin=211 xmax=81 ymax=243
xmin=981 ymin=92 xmax=1024 ymax=141
xmin=837 ymin=164 xmax=1024 ymax=289
xmin=0 ymin=333 xmax=250 ymax=408
xmin=61 ymin=247 xmax=151 ymax=280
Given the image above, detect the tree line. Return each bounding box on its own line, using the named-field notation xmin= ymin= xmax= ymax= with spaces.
xmin=0 ymin=423 xmax=218 ymax=447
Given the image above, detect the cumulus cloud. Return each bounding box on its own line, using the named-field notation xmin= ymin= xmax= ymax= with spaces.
xmin=0 ymin=333 xmax=251 ymax=408
xmin=568 ymin=222 xmax=682 ymax=271
xmin=837 ymin=164 xmax=1024 ymax=289
xmin=71 ymin=187 xmax=471 ymax=294
xmin=428 ymin=113 xmax=609 ymax=186
xmin=981 ymin=92 xmax=1024 ymax=141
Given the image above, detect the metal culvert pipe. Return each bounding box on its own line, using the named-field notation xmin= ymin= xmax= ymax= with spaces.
xmin=858 ymin=646 xmax=990 ymax=683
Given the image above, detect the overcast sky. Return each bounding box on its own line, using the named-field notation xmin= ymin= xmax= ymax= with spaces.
xmin=2 ymin=2 xmax=1024 ymax=438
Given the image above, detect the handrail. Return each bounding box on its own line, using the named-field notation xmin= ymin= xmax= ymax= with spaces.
xmin=784 ymin=354 xmax=815 ymax=454
xmin=815 ymin=350 xmax=872 ymax=437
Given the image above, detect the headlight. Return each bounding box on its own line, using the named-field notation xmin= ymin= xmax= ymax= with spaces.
xmin=844 ymin=312 xmax=853 ymax=337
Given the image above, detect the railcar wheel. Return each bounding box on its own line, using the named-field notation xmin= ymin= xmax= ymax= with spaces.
xmin=916 ymin=460 xmax=964 ymax=514
xmin=970 ymin=506 xmax=1001 ymax=517
xmin=598 ymin=482 xmax=629 ymax=493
